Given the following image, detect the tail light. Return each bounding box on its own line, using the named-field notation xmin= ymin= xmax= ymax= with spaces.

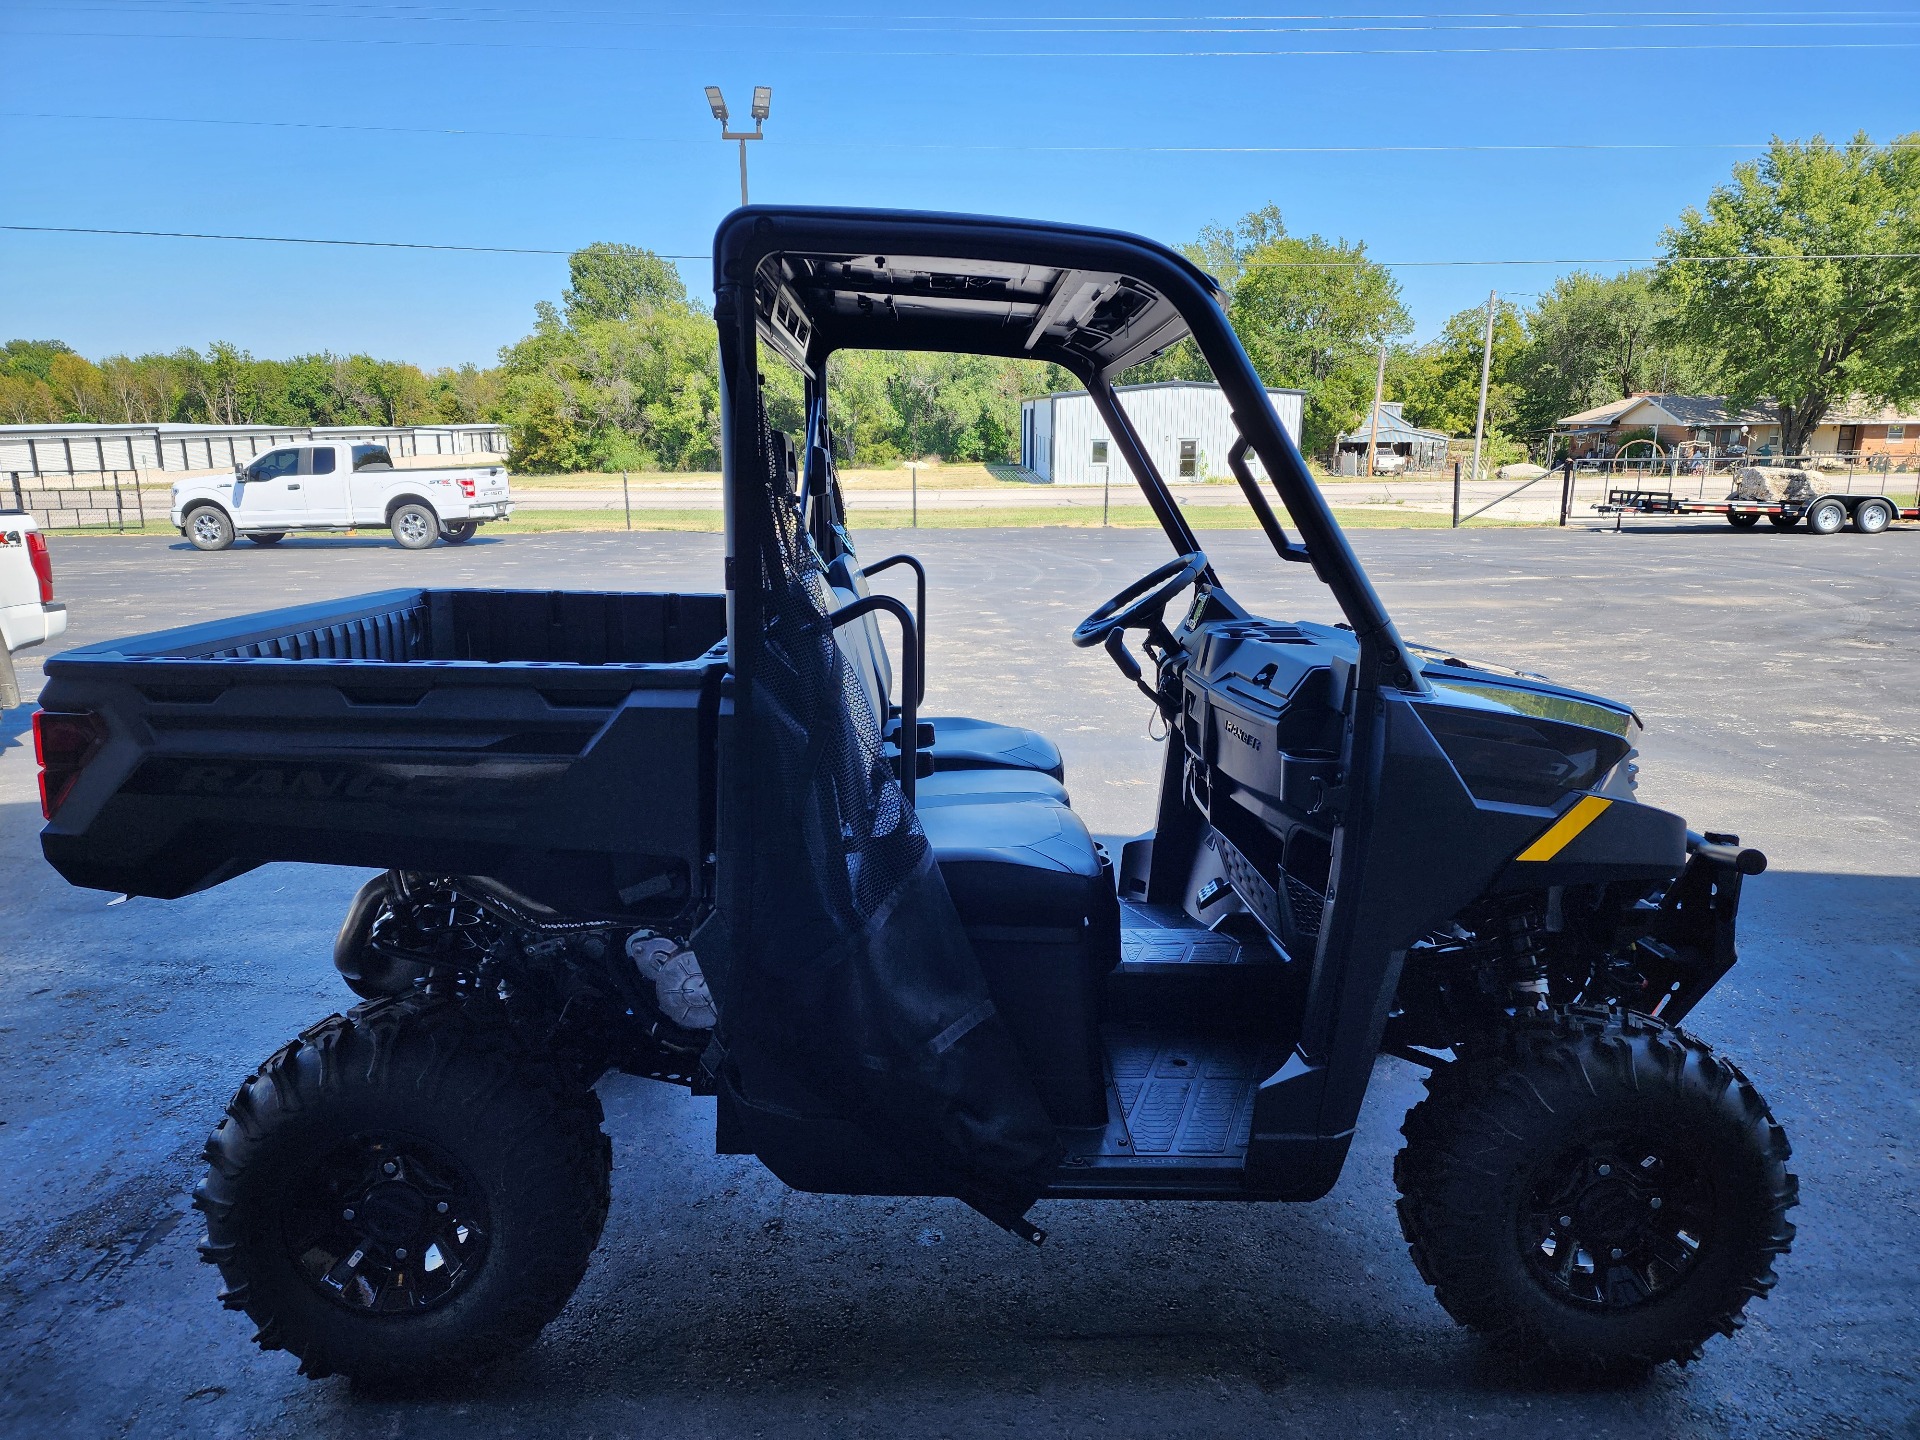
xmin=32 ymin=709 xmax=107 ymax=819
xmin=26 ymin=530 xmax=53 ymax=603
xmin=458 ymin=478 xmax=476 ymax=498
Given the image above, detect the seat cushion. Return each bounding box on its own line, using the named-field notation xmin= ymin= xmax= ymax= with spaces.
xmin=920 ymin=800 xmax=1108 ymax=932
xmin=914 ymin=768 xmax=1069 ymax=809
xmin=920 ymin=715 xmax=1065 ymax=782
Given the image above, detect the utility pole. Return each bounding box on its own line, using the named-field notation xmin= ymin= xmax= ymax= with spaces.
xmin=1364 ymin=340 xmax=1386 ymax=478
xmin=1468 ymin=289 xmax=1497 ymax=486
xmin=704 ymin=85 xmax=771 ymax=206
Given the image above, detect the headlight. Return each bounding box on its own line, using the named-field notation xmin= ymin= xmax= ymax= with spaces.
xmin=1417 ymin=704 xmax=1631 ymax=809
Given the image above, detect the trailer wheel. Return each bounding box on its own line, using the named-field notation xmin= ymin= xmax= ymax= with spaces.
xmin=441 ymin=521 xmax=478 ymax=544
xmin=1395 ymin=1007 xmax=1796 ymax=1375
xmin=186 ymin=505 xmax=236 ymax=552
xmin=1852 ymin=499 xmax=1893 ymax=535
xmin=246 ymin=532 xmax=288 ymax=546
xmin=1767 ymin=514 xmax=1798 ymax=530
xmin=389 ymin=503 xmax=440 ymax=550
xmin=193 ymin=989 xmax=612 ymax=1385
xmin=1726 ymin=512 xmax=1760 ymax=529
xmin=1806 ymin=498 xmax=1848 ymax=535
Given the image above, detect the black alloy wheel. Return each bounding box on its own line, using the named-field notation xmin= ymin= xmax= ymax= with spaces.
xmin=283 ymin=1134 xmax=491 ymax=1315
xmin=1395 ymin=1007 xmax=1796 ymax=1373
xmin=1521 ymin=1134 xmax=1713 ymax=1311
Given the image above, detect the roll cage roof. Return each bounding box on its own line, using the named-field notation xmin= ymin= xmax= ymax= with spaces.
xmin=713 ymin=205 xmax=1420 ymax=695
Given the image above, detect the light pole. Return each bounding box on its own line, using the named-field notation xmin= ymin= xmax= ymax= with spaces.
xmin=705 ymin=85 xmax=771 ymax=206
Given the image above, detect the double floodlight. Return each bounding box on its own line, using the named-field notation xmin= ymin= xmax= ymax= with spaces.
xmin=705 ymin=85 xmax=773 ymax=129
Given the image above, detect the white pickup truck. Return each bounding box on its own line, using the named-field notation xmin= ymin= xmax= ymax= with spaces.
xmin=170 ymin=441 xmax=513 ymax=551
xmin=1 ymin=511 xmax=68 ymax=710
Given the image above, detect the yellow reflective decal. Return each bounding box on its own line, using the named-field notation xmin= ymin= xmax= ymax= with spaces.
xmin=1515 ymin=795 xmax=1613 ymax=862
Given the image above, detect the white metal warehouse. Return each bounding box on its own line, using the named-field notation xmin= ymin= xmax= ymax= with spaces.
xmin=0 ymin=422 xmax=508 ymax=481
xmin=1019 ymin=381 xmax=1305 ymax=486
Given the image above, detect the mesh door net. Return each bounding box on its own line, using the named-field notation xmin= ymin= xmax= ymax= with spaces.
xmin=703 ymin=390 xmax=1059 ymax=1233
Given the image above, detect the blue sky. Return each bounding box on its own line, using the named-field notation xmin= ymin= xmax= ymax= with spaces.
xmin=4 ymin=1 xmax=1917 ymax=369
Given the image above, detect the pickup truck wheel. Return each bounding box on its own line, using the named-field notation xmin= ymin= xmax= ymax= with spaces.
xmin=1806 ymin=498 xmax=1848 ymax=535
xmin=1852 ymin=498 xmax=1893 ymax=534
xmin=1725 ymin=511 xmax=1760 ymax=529
xmin=186 ymin=506 xmax=236 ymax=551
xmin=1394 ymin=1008 xmax=1796 ymax=1375
xmin=246 ymin=532 xmax=288 ymax=547
xmin=441 ymin=522 xmax=478 ymax=544
xmin=389 ymin=503 xmax=440 ymax=550
xmin=193 ymin=989 xmax=612 ymax=1385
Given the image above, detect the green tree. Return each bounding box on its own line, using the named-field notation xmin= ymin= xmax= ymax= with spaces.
xmin=1389 ymin=298 xmax=1527 ymax=439
xmin=561 ymin=243 xmax=692 ymax=325
xmin=1511 ymin=270 xmax=1702 ymax=439
xmin=1229 ymin=230 xmax=1410 ymax=453
xmin=1658 ymin=132 xmax=1920 ymax=455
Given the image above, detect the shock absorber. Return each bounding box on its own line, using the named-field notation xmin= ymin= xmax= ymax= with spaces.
xmin=1481 ymin=896 xmax=1551 ymax=1013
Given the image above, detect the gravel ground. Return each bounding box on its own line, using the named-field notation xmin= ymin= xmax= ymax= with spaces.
xmin=1 ymin=519 xmax=1915 ymax=1439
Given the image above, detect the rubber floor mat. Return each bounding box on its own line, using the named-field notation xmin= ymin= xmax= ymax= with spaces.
xmin=1105 ymin=1029 xmax=1266 ymax=1157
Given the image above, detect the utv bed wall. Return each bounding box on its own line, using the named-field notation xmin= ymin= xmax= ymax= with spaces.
xmin=37 ymin=587 xmax=727 ymax=919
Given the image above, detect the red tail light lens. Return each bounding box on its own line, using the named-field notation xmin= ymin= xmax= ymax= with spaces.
xmin=458 ymin=478 xmax=476 ymax=498
xmin=32 ymin=709 xmax=107 ymax=819
xmin=26 ymin=530 xmax=53 ymax=603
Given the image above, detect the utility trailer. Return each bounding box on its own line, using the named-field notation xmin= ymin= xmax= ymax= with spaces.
xmin=1601 ymin=482 xmax=1919 ymax=534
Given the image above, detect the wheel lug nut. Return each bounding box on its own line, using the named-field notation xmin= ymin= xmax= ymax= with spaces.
xmin=1649 ymin=1196 xmax=1662 ymax=1209
xmin=342 ymin=1208 xmax=356 ymax=1221
xmin=1610 ymin=1247 xmax=1624 ymax=1260
xmin=1559 ymin=1215 xmax=1573 ymax=1227
xmin=1597 ymin=1164 xmax=1611 ymax=1177
xmin=394 ymin=1247 xmax=408 ymax=1260
xmin=383 ymin=1161 xmax=398 ymax=1175
xmin=436 ymin=1201 xmax=449 ymax=1214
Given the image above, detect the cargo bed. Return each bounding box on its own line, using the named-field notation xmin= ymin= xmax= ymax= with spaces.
xmin=36 ymin=588 xmax=728 ymax=919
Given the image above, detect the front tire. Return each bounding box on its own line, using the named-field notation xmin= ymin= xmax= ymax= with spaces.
xmin=186 ymin=505 xmax=236 ymax=551
xmin=1395 ymin=1008 xmax=1796 ymax=1373
xmin=1806 ymin=498 xmax=1847 ymax=535
xmin=389 ymin=503 xmax=440 ymax=550
xmin=193 ymin=989 xmax=612 ymax=1384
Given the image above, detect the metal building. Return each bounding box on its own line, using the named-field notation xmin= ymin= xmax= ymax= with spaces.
xmin=0 ymin=422 xmax=508 ymax=481
xmin=1019 ymin=380 xmax=1304 ymax=486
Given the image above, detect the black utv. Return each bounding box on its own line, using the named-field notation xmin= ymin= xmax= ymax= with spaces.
xmin=34 ymin=206 xmax=1795 ymax=1385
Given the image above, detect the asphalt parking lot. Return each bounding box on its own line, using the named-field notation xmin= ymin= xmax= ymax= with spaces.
xmin=2 ymin=521 xmax=1916 ymax=1439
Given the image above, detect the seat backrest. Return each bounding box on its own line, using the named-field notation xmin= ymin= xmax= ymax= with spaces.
xmin=826 ymin=555 xmax=895 ymax=727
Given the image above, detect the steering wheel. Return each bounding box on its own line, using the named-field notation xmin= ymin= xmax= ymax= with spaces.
xmin=1072 ymin=551 xmax=1209 ymax=648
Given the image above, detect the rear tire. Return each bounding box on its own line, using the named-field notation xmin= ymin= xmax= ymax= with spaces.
xmin=1395 ymin=1008 xmax=1796 ymax=1374
xmin=1767 ymin=514 xmax=1798 ymax=530
xmin=193 ymin=989 xmax=612 ymax=1384
xmin=1852 ymin=499 xmax=1893 ymax=535
xmin=186 ymin=505 xmax=236 ymax=551
xmin=441 ymin=521 xmax=478 ymax=544
xmin=246 ymin=531 xmax=288 ymax=546
xmin=389 ymin=503 xmax=440 ymax=550
xmin=1806 ymin=498 xmax=1847 ymax=535
xmin=1726 ymin=511 xmax=1760 ymax=529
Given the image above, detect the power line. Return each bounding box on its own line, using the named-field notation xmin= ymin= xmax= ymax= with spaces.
xmin=14 ymin=23 xmax=1920 ymax=58
xmin=13 ymin=110 xmax=1903 ymax=157
xmin=8 ymin=224 xmax=1917 ymax=270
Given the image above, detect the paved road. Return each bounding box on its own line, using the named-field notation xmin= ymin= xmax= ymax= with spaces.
xmin=2 ymin=522 xmax=1916 ymax=1438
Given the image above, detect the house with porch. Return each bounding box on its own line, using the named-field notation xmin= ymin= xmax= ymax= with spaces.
xmin=1555 ymin=394 xmax=1920 ymax=464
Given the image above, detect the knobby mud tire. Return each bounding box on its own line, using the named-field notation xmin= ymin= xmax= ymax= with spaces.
xmin=1393 ymin=1007 xmax=1796 ymax=1374
xmin=193 ymin=988 xmax=612 ymax=1384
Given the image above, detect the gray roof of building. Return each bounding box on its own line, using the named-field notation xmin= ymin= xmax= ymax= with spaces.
xmin=1337 ymin=400 xmax=1450 ymax=444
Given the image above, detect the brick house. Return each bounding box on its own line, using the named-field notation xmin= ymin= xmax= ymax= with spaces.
xmin=1556 ymin=394 xmax=1920 ymax=463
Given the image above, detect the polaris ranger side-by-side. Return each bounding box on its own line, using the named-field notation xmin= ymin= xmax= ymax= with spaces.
xmin=35 ymin=208 xmax=1795 ymax=1385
